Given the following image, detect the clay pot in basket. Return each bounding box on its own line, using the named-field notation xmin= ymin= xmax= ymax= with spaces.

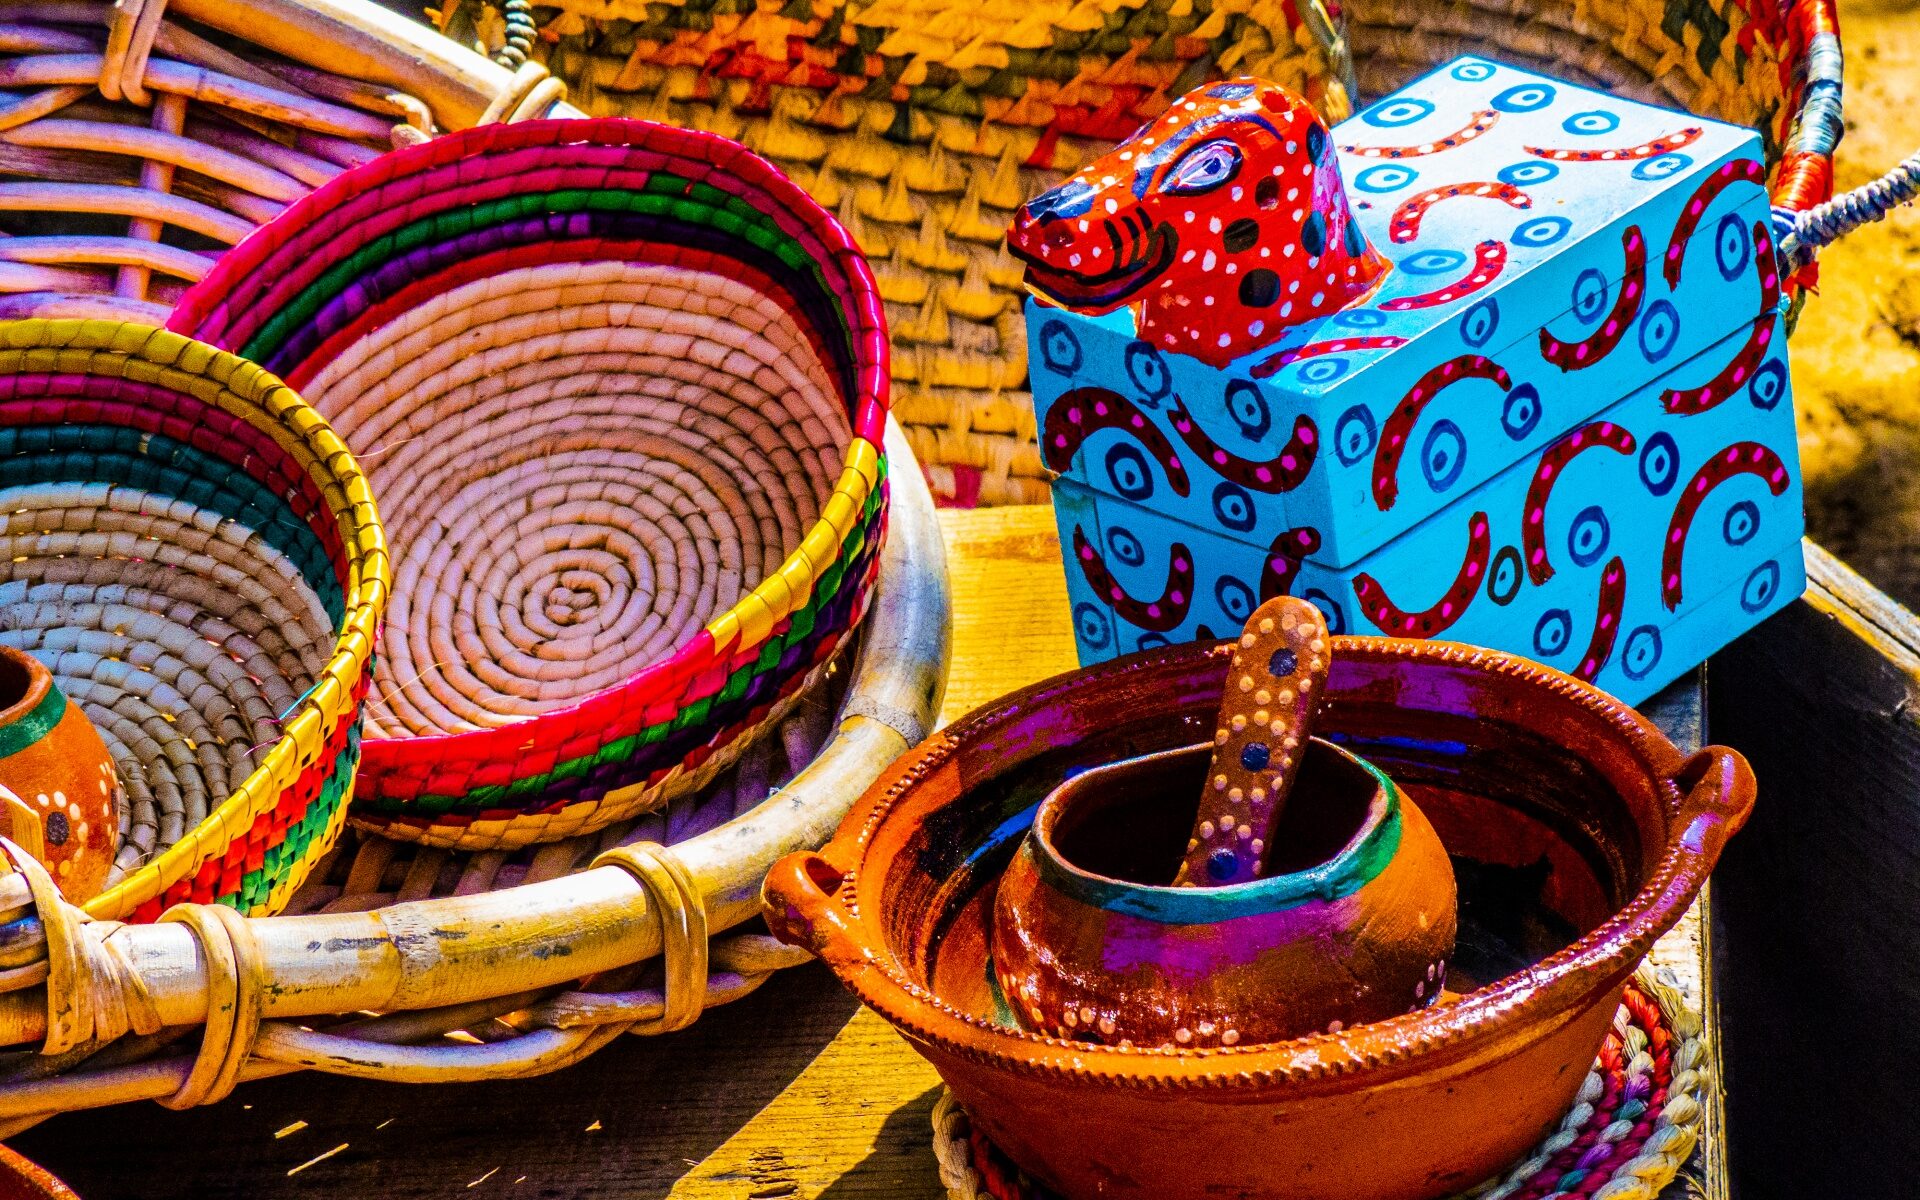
xmin=0 ymin=646 xmax=117 ymax=902
xmin=763 ymin=638 xmax=1754 ymax=1200
xmin=992 ymin=739 xmax=1455 ymax=1047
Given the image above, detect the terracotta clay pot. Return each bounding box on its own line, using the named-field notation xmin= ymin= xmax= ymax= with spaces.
xmin=0 ymin=646 xmax=119 ymax=902
xmin=763 ymin=638 xmax=1754 ymax=1200
xmin=0 ymin=1145 xmax=81 ymax=1200
xmin=992 ymin=739 xmax=1456 ymax=1047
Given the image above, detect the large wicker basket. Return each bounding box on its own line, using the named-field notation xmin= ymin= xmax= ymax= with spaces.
xmin=477 ymin=0 xmax=1845 ymax=505
xmin=0 ymin=0 xmax=952 ymax=1125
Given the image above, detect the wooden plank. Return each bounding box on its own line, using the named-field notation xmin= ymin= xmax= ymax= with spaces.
xmin=8 ymin=506 xmax=1727 ymax=1200
xmin=1706 ymin=542 xmax=1920 ymax=1200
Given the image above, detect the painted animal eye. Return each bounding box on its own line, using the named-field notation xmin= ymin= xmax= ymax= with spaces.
xmin=1164 ymin=139 xmax=1243 ymax=195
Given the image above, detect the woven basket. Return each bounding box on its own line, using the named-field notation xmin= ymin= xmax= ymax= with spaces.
xmin=484 ymin=0 xmax=1845 ymax=506
xmin=0 ymin=0 xmax=582 ymax=324
xmin=171 ymin=117 xmax=892 ymax=852
xmin=0 ymin=318 xmax=389 ymax=922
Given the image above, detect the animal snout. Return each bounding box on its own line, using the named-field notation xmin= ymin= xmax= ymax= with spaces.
xmin=1024 ymin=179 xmax=1096 ymax=224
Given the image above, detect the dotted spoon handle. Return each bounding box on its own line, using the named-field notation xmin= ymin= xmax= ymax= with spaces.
xmin=1176 ymin=596 xmax=1330 ymax=886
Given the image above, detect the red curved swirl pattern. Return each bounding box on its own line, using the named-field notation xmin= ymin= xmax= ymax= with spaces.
xmin=1352 ymin=511 xmax=1491 ymax=637
xmin=1663 ymin=159 xmax=1767 ymax=287
xmin=1539 ymin=226 xmax=1646 ymax=371
xmin=1380 ymin=240 xmax=1507 ymax=311
xmin=1388 ymin=182 xmax=1532 ymax=244
xmin=1661 ymin=443 xmax=1791 ymax=611
xmin=1661 ymin=222 xmax=1781 ymax=415
xmin=1574 ymin=557 xmax=1628 ymax=682
xmin=1341 ymin=110 xmax=1500 ymax=158
xmin=1524 ymin=126 xmax=1704 ymax=162
xmin=1373 ymin=354 xmax=1513 ymax=511
xmin=1258 ymin=525 xmax=1324 ymax=600
xmin=1072 ymin=526 xmax=1194 ymax=633
xmin=1042 ymin=385 xmax=1191 ymax=496
xmin=1523 ymin=420 xmax=1637 ymax=584
xmin=1168 ymin=399 xmax=1317 ymax=493
xmin=1251 ymin=336 xmax=1407 ymax=379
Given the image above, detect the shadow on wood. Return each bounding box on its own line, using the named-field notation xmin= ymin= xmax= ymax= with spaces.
xmin=1710 ymin=542 xmax=1920 ymax=1200
xmin=9 ymin=962 xmax=862 ymax=1200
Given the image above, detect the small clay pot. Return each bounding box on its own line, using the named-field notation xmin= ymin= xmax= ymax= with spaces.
xmin=992 ymin=740 xmax=1456 ymax=1047
xmin=0 ymin=646 xmax=119 ymax=902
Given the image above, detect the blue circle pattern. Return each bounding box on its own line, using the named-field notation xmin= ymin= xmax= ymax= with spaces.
xmin=1740 ymin=561 xmax=1782 ymax=613
xmin=1492 ymin=83 xmax=1557 ymax=113
xmin=1498 ymin=160 xmax=1559 ymax=187
xmin=1039 ymin=319 xmax=1082 ymax=375
xmin=1422 ymin=420 xmax=1467 ymax=492
xmin=1621 ymin=626 xmax=1663 ymax=681
xmin=1722 ymin=499 xmax=1761 ymax=546
xmin=1749 ymin=360 xmax=1787 ymax=411
xmin=1355 ymin=163 xmax=1419 ymax=194
xmin=1534 ymin=609 xmax=1573 ymax=656
xmin=1215 ymin=576 xmax=1256 ymax=622
xmin=1366 ymin=98 xmax=1436 ymax=127
xmin=1334 ymin=405 xmax=1379 ymax=465
xmin=1103 ymin=442 xmax=1155 ymax=500
xmin=1571 ymin=267 xmax=1609 ymax=321
xmin=1639 ymin=432 xmax=1680 ymax=496
xmin=1567 ymin=505 xmax=1610 ymax=567
xmin=1073 ymin=603 xmax=1112 ymax=651
xmin=1500 ymin=383 xmax=1542 ymax=440
xmin=1213 ymin=481 xmax=1258 ymax=533
xmin=1403 ymin=248 xmax=1468 ymax=276
xmin=1462 ymin=298 xmax=1500 ymax=347
xmin=1561 ymin=110 xmax=1620 ymax=135
xmin=1513 ymin=216 xmax=1573 ymax=247
xmin=1639 ymin=300 xmax=1681 ymax=362
xmin=1632 ymin=153 xmax=1693 ymax=181
xmin=1714 ymin=214 xmax=1751 ymax=281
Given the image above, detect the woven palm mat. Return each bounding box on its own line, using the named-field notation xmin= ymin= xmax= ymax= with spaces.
xmin=931 ymin=970 xmax=1708 ymax=1200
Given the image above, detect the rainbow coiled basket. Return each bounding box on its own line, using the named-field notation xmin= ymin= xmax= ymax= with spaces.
xmin=0 ymin=320 xmax=390 ymax=921
xmin=172 ymin=118 xmax=891 ymax=851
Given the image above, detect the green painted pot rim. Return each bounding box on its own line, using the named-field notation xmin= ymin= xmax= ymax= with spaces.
xmin=1028 ymin=738 xmax=1402 ymax=924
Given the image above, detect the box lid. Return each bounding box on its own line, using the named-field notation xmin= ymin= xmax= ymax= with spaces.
xmin=1030 ymin=55 xmax=1778 ymax=569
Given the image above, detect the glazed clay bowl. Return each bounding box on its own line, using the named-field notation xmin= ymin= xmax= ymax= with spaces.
xmin=763 ymin=637 xmax=1754 ymax=1200
xmin=992 ymin=739 xmax=1457 ymax=1047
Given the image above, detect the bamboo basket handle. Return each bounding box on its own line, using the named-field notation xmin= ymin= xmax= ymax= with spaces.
xmin=0 ymin=418 xmax=948 ymax=1115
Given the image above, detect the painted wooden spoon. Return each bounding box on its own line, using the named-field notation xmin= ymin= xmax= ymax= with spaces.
xmin=1174 ymin=595 xmax=1330 ymax=886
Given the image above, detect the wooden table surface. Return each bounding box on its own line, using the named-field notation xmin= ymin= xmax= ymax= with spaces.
xmin=11 ymin=506 xmax=1727 ymax=1200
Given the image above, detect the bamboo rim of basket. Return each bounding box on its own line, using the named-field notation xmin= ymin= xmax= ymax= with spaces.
xmin=0 ymin=319 xmax=391 ymax=921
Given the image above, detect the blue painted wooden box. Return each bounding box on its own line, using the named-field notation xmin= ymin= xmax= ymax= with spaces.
xmin=1031 ymin=57 xmax=1804 ymax=704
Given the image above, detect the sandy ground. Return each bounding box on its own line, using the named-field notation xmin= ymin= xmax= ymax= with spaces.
xmin=1792 ymin=0 xmax=1920 ymax=605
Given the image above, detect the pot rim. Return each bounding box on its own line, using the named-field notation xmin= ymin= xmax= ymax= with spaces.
xmin=1030 ymin=739 xmax=1400 ymax=919
xmin=0 ymin=645 xmax=54 ymax=730
xmin=817 ymin=636 xmax=1726 ymax=1093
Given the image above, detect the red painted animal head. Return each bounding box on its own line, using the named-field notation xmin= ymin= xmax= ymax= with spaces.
xmin=1010 ymin=78 xmax=1389 ymax=368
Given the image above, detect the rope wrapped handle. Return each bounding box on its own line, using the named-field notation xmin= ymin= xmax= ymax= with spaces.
xmin=1777 ymin=149 xmax=1920 ymax=273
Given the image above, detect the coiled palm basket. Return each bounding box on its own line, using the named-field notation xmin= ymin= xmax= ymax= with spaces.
xmin=0 ymin=318 xmax=389 ymax=921
xmin=172 ymin=117 xmax=892 ymax=852
xmin=481 ymin=0 xmax=1845 ymax=505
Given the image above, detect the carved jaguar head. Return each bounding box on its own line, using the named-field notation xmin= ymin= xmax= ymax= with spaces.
xmin=1010 ymin=78 xmax=1389 ymax=368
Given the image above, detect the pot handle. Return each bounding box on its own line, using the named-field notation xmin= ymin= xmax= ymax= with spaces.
xmin=761 ymin=850 xmax=867 ymax=968
xmin=1669 ymin=745 xmax=1757 ymax=864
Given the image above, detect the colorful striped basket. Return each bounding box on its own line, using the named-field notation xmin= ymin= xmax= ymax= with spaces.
xmin=0 ymin=318 xmax=390 ymax=921
xmin=472 ymin=0 xmax=1845 ymax=506
xmin=171 ymin=117 xmax=892 ymax=851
